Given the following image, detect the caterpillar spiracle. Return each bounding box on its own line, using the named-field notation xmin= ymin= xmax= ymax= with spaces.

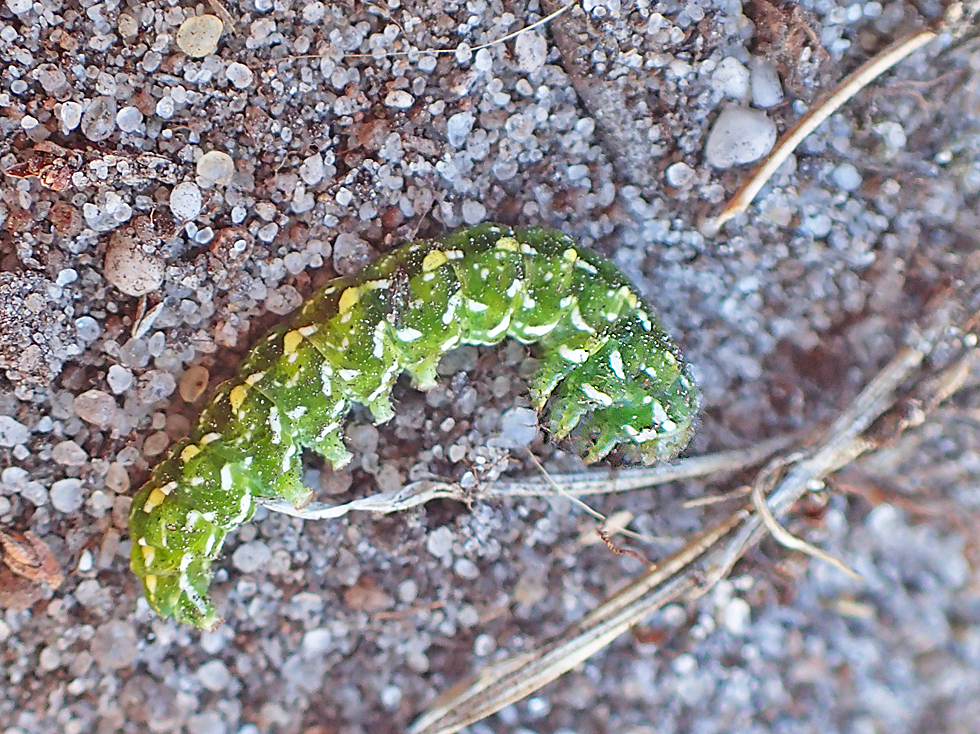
xmin=128 ymin=223 xmax=700 ymax=629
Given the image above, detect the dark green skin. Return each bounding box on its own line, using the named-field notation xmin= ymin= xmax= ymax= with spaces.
xmin=128 ymin=224 xmax=700 ymax=629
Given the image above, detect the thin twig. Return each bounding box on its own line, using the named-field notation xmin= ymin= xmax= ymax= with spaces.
xmin=407 ymin=291 xmax=976 ymax=734
xmin=257 ymin=436 xmax=794 ymax=520
xmin=705 ymin=29 xmax=936 ymax=234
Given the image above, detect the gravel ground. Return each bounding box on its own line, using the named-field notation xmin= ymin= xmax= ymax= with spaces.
xmin=2 ymin=1 xmax=980 ymax=733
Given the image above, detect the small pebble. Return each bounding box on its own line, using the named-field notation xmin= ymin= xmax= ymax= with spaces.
xmin=461 ymin=200 xmax=486 ymax=225
xmin=298 ymin=153 xmax=325 ymax=185
xmin=446 ymin=111 xmax=475 ymax=149
xmin=750 ymin=58 xmax=783 ymax=108
xmin=232 ymin=541 xmax=271 ymax=573
xmin=105 ymin=463 xmax=130 ymax=493
xmin=179 ymin=365 xmax=210 ymax=403
xmin=197 ymin=659 xmax=231 ymax=691
xmin=176 ymin=14 xmax=224 ymax=58
xmin=50 ymin=478 xmax=85 ymax=513
xmin=81 ymin=96 xmax=117 ymax=142
xmin=704 ymin=107 xmax=777 ymax=169
xmin=384 ymin=90 xmax=414 ymax=109
xmin=107 ymin=364 xmax=134 ymax=394
xmin=0 ymin=416 xmax=30 ymax=447
xmin=90 ymin=621 xmax=138 ymax=669
xmin=515 ymin=31 xmax=548 ymax=73
xmin=170 ymin=182 xmax=203 ymax=220
xmin=104 ymin=231 xmax=165 ymax=296
xmin=711 ymin=57 xmax=750 ymax=100
xmin=60 ymin=101 xmax=83 ymax=130
xmin=116 ymin=106 xmax=143 ymax=133
xmin=5 ymin=0 xmax=32 ymax=15
xmin=426 ymin=526 xmax=454 ymax=558
xmin=226 ymin=62 xmax=254 ymax=89
xmin=52 ymin=440 xmax=88 ymax=466
xmin=73 ymin=390 xmax=118 ymax=429
xmin=832 ymin=163 xmax=863 ymax=192
xmin=500 ymin=407 xmax=537 ymax=447
xmin=666 ymin=161 xmax=696 ymax=188
xmin=197 ymin=150 xmax=236 ymax=186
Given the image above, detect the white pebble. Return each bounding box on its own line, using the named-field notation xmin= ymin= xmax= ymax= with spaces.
xmin=704 ymin=107 xmax=777 ymax=169
xmin=104 ymin=231 xmax=165 ymax=296
xmin=226 ymin=62 xmax=254 ymax=89
xmin=666 ymin=161 xmax=696 ymax=188
xmin=515 ymin=31 xmax=548 ymax=73
xmin=60 ymin=101 xmax=83 ymax=130
xmin=107 ymin=364 xmax=134 ymax=394
xmin=175 ymin=14 xmax=223 ymax=58
xmin=384 ymin=90 xmax=414 ymax=109
xmin=302 ymin=1 xmax=325 ymax=23
xmin=298 ymin=153 xmax=325 ymax=185
xmin=5 ymin=0 xmax=32 ymax=15
xmin=116 ymin=106 xmax=143 ymax=133
xmin=155 ymin=96 xmax=175 ymax=119
xmin=50 ymin=478 xmax=84 ymax=513
xmin=711 ymin=57 xmax=750 ymax=100
xmin=461 ymin=200 xmax=486 ymax=225
xmin=500 ymin=407 xmax=538 ymax=447
xmin=196 ymin=150 xmax=235 ymax=186
xmin=81 ymin=96 xmax=117 ymax=142
xmin=832 ymin=163 xmax=862 ymax=192
xmin=170 ymin=181 xmax=203 ymax=220
xmin=750 ymin=58 xmax=783 ymax=109
xmin=197 ymin=660 xmax=231 ymax=691
xmin=426 ymin=526 xmax=454 ymax=558
xmin=446 ymin=111 xmax=475 ymax=149
xmin=20 ymin=115 xmax=38 ymax=130
xmin=0 ymin=416 xmax=30 ymax=447
xmin=232 ymin=541 xmax=271 ymax=573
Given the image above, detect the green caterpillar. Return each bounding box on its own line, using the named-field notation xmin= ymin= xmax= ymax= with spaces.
xmin=128 ymin=224 xmax=699 ymax=629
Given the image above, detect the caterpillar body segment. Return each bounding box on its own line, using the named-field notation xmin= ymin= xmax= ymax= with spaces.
xmin=128 ymin=223 xmax=700 ymax=628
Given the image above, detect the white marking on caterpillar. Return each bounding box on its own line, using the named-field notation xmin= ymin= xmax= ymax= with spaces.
xmin=485 ymin=313 xmax=511 ymax=340
xmin=609 ymin=350 xmax=626 ymax=380
xmin=287 ymin=406 xmax=307 ymax=420
xmin=521 ymin=321 xmax=558 ymax=337
xmin=269 ymin=407 xmax=282 ymax=444
xmin=558 ymin=345 xmax=590 ymax=363
xmin=466 ymin=299 xmax=489 ymax=313
xmin=570 ymin=305 xmax=595 ymax=334
xmin=396 ymin=327 xmax=423 ymax=342
xmin=339 ymin=369 xmax=361 ymax=381
xmin=221 ymin=464 xmax=233 ymax=491
xmin=581 ymin=384 xmax=614 ymax=406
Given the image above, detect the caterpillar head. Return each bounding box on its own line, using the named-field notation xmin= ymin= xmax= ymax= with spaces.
xmin=548 ymin=314 xmax=699 ymax=464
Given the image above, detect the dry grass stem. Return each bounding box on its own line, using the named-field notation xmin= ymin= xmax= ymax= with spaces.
xmin=706 ymin=29 xmax=937 ymax=234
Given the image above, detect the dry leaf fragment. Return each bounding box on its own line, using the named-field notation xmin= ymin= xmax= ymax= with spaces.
xmin=0 ymin=529 xmax=64 ymax=589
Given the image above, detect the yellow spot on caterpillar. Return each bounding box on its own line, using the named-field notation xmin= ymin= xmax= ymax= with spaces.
xmin=422 ymin=250 xmax=448 ymax=271
xmin=283 ymin=330 xmax=303 ymax=355
xmin=563 ymin=248 xmax=577 ymax=261
xmin=200 ymin=432 xmax=221 ymax=445
xmin=339 ymin=287 xmax=360 ymax=313
xmin=229 ymin=384 xmax=248 ymax=412
xmin=141 ymin=545 xmax=155 ymax=565
xmin=245 ymin=372 xmax=264 ymax=386
xmin=495 ymin=236 xmax=519 ymax=251
xmin=180 ymin=444 xmax=200 ymax=462
xmin=145 ymin=574 xmax=157 ymax=595
xmin=143 ymin=487 xmax=166 ymax=513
